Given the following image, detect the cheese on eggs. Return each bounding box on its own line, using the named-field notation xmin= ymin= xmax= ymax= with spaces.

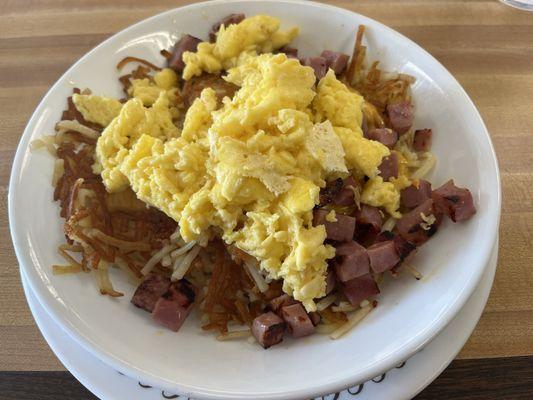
xmin=305 ymin=121 xmax=348 ymax=175
xmin=313 ymin=70 xmax=390 ymax=178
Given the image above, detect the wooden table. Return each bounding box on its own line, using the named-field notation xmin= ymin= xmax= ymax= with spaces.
xmin=1 ymin=1 xmax=532 ymax=398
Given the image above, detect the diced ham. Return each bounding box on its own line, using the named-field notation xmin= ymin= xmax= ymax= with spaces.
xmin=343 ymin=274 xmax=380 ymax=306
xmin=335 ymin=240 xmax=361 ymax=256
xmin=252 ymin=312 xmax=286 ymax=349
xmin=313 ymin=209 xmax=329 ymax=224
xmin=332 ymin=176 xmax=359 ymax=206
xmin=401 ymin=180 xmax=432 ymax=209
xmin=396 ymin=199 xmax=438 ymax=245
xmin=281 ymin=303 xmax=315 ymax=338
xmin=413 ymin=129 xmax=432 ymax=152
xmin=378 ymin=152 xmax=399 ymax=181
xmin=353 ymin=228 xmax=378 ymax=248
xmin=168 ymin=34 xmax=202 ymax=72
xmin=318 ymin=178 xmax=343 ymax=206
xmin=334 ymin=241 xmax=370 ymax=282
xmin=375 ymin=232 xmax=416 ymax=263
xmin=131 ymin=274 xmax=170 ymax=313
xmin=182 ymin=74 xmax=239 ymax=108
xmin=432 ymin=180 xmax=476 ymax=222
xmin=326 ymin=269 xmax=336 ymax=294
xmin=165 ymin=279 xmax=196 ymax=307
xmin=279 ymin=45 xmax=298 ymax=59
xmin=394 ymin=235 xmax=417 ymax=262
xmin=209 ymin=13 xmax=245 ymax=42
xmin=320 ymin=50 xmax=349 ymax=75
xmin=365 ymin=128 xmax=398 ymax=149
xmin=386 ymin=101 xmax=414 ymax=135
xmin=354 ymin=204 xmax=382 ymax=232
xmin=268 ymin=294 xmax=298 ymax=315
xmin=313 ymin=209 xmax=356 ymax=242
xmin=309 ymin=311 xmax=321 ymax=326
xmin=152 ymin=298 xmax=192 ymax=332
xmin=302 ymin=57 xmax=328 ymax=80
xmin=367 ymin=241 xmax=400 ymax=273
xmin=374 ymin=230 xmax=395 ymax=243
xmin=152 ymin=279 xmax=197 ymax=332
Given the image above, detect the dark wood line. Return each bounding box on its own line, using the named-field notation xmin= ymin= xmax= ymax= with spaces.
xmin=414 ymin=356 xmax=533 ymax=400
xmin=0 ymin=370 xmax=97 ymax=400
xmin=1 ymin=357 xmax=532 ymax=399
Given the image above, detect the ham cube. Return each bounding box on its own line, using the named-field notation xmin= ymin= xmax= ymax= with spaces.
xmin=252 ymin=312 xmax=286 ymax=349
xmin=334 ymin=241 xmax=370 ymax=282
xmin=367 ymin=241 xmax=400 ymax=273
xmin=343 ymin=274 xmax=380 ymax=306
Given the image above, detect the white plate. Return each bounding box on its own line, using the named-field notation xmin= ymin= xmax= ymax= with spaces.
xmin=9 ymin=1 xmax=501 ymax=399
xmin=21 ymin=240 xmax=498 ymax=400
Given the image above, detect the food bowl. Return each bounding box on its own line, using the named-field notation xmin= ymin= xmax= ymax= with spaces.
xmin=9 ymin=1 xmax=500 ymax=398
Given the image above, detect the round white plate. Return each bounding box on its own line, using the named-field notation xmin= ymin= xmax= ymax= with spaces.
xmin=9 ymin=0 xmax=500 ymax=398
xmin=21 ymin=239 xmax=498 ymax=400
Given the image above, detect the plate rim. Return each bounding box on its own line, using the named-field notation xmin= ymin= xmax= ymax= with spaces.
xmin=8 ymin=0 xmax=502 ymax=399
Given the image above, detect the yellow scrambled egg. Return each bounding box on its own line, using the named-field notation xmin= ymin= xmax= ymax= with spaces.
xmin=76 ymin=16 xmax=408 ymax=310
xmin=182 ymin=15 xmax=298 ymax=80
xmin=127 ymin=68 xmax=179 ymax=106
xmin=72 ymin=94 xmax=122 ymax=126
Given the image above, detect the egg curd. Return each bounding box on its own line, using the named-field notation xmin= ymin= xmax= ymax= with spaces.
xmin=73 ymin=15 xmax=410 ymax=311
xmin=182 ymin=15 xmax=298 ymax=80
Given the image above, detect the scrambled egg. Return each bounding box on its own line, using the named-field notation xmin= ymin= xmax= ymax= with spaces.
xmin=127 ymin=68 xmax=179 ymax=106
xmin=75 ymin=16 xmax=408 ymax=311
xmin=361 ymin=177 xmax=400 ymax=217
xmin=94 ymin=92 xmax=181 ymax=192
xmin=72 ymin=94 xmax=122 ymax=126
xmin=182 ymin=15 xmax=298 ymax=80
xmin=313 ymin=71 xmax=390 ymax=177
xmin=360 ymin=150 xmax=412 ymax=217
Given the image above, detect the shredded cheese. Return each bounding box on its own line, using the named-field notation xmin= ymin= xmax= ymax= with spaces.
xmin=420 ymin=212 xmax=436 ymax=231
xmin=56 ymin=120 xmax=99 ymax=140
xmin=316 ymin=293 xmax=338 ymax=311
xmin=171 ymin=245 xmax=201 ymax=281
xmin=330 ymin=303 xmax=374 ymax=339
xmin=141 ymin=244 xmax=176 ymax=275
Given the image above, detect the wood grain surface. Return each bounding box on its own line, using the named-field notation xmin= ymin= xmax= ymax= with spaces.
xmin=1 ymin=0 xmax=532 ymax=398
xmin=2 ymin=357 xmax=533 ymax=399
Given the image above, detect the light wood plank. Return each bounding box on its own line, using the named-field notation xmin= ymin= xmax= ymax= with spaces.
xmin=0 ymin=326 xmax=64 ymax=371
xmin=458 ymin=310 xmax=533 ymax=359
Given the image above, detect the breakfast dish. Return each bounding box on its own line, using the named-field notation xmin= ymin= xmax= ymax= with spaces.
xmin=33 ymin=14 xmax=477 ymax=348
